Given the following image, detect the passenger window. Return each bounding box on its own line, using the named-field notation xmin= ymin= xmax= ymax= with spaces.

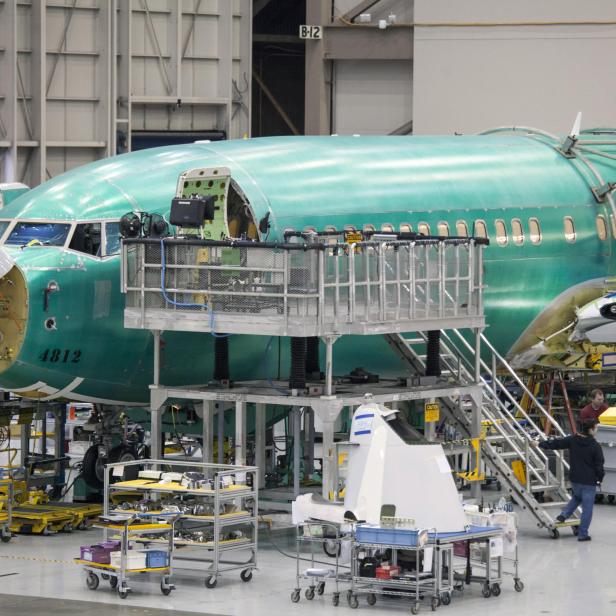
xmin=324 ymin=225 xmax=337 ymax=232
xmin=343 ymin=224 xmax=356 ymax=231
xmin=400 ymin=223 xmax=412 ymax=233
xmin=511 ymin=219 xmax=524 ymax=245
xmin=70 ymin=222 xmax=101 ymax=256
xmin=437 ymin=222 xmax=449 ymax=237
xmin=456 ymin=220 xmax=468 ymax=237
xmin=363 ymin=224 xmax=375 ymax=232
xmin=610 ymin=215 xmax=616 ymax=239
xmin=564 ymin=216 xmax=576 ymax=243
xmin=529 ymin=218 xmax=542 ymax=245
xmin=418 ymin=222 xmax=430 ymax=235
xmin=105 ymin=222 xmax=121 ymax=255
xmin=596 ymin=215 xmax=608 ymax=241
xmin=380 ymin=223 xmax=394 ymax=232
xmin=495 ymin=219 xmax=508 ymax=246
xmin=473 ymin=220 xmax=488 ymax=239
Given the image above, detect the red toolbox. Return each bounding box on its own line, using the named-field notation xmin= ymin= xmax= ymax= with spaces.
xmin=376 ymin=565 xmax=401 ymax=580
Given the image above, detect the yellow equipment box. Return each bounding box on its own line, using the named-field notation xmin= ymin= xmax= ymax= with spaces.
xmin=599 ymin=407 xmax=616 ymax=425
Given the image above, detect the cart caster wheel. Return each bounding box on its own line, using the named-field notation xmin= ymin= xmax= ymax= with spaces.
xmin=317 ymin=581 xmax=326 ymax=596
xmin=481 ymin=582 xmax=492 ymax=598
xmin=86 ymin=572 xmax=99 ymax=591
xmin=1 ymin=534 xmax=11 ymax=543
xmin=63 ymin=523 xmax=73 ymax=533
xmin=550 ymin=528 xmax=560 ymax=539
xmin=572 ymin=526 xmax=579 ymax=536
xmin=42 ymin=524 xmax=53 ymax=536
xmin=440 ymin=592 xmax=451 ymax=606
xmin=608 ymin=494 xmax=615 ymax=504
xmin=160 ymin=580 xmax=173 ymax=596
xmin=305 ymin=586 xmax=315 ymax=600
xmin=411 ymin=602 xmax=420 ymax=615
xmin=491 ymin=583 xmax=501 ymax=597
xmin=109 ymin=577 xmax=118 ymax=589
xmin=367 ymin=593 xmax=376 ymax=606
xmin=349 ymin=594 xmax=359 ymax=609
xmin=291 ymin=589 xmax=301 ymax=603
xmin=514 ymin=580 xmax=525 ymax=593
xmin=323 ymin=539 xmax=341 ymax=558
xmin=118 ymin=588 xmax=129 ymax=600
xmin=101 ymin=573 xmax=109 ymax=581
xmin=333 ymin=593 xmax=340 ymax=607
xmin=347 ymin=590 xmax=353 ymax=602
xmin=595 ymin=494 xmax=605 ymax=504
xmin=240 ymin=569 xmax=253 ymax=583
xmin=431 ymin=596 xmax=439 ymax=611
xmin=205 ymin=576 xmax=217 ymax=589
xmin=78 ymin=521 xmax=88 ymax=531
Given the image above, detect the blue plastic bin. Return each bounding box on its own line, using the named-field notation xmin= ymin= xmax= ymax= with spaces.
xmin=145 ymin=550 xmax=168 ymax=568
xmin=355 ymin=525 xmax=421 ymax=547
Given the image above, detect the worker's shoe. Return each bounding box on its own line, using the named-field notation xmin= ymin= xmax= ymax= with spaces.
xmin=555 ymin=515 xmax=565 ymax=523
xmin=578 ymin=536 xmax=591 ymax=542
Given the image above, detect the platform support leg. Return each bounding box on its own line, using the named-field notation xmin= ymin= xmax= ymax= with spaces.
xmin=217 ymin=404 xmax=225 ymax=464
xmin=235 ymin=400 xmax=246 ymax=465
xmin=293 ymin=407 xmax=301 ymax=499
xmin=202 ymin=401 xmax=214 ymax=464
xmin=255 ymin=403 xmax=266 ymax=488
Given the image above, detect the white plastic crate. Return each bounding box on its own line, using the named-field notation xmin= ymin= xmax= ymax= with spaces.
xmin=110 ymin=551 xmax=147 ymax=570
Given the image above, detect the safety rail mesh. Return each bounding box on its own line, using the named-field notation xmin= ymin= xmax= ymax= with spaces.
xmin=122 ymin=237 xmax=485 ymax=335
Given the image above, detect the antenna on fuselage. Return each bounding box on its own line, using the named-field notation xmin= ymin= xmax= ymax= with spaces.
xmin=560 ymin=111 xmax=582 ymax=157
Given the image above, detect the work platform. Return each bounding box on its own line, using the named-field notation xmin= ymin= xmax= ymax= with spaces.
xmin=122 ymin=235 xmax=485 ymax=337
xmin=121 ymin=233 xmax=486 ymax=500
xmin=121 ymin=232 xmax=577 ymax=536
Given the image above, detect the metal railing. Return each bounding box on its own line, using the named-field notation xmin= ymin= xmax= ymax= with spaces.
xmin=122 ymin=237 xmax=486 ymax=337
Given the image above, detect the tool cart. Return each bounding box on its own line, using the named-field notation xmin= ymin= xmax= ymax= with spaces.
xmin=291 ymin=521 xmax=352 ymax=606
xmin=349 ymin=525 xmax=451 ymax=614
xmin=104 ymin=459 xmax=258 ymax=588
xmin=75 ymin=512 xmax=178 ymax=599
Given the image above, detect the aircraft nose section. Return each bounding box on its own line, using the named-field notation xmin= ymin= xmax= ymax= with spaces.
xmin=0 ymin=247 xmax=28 ymax=372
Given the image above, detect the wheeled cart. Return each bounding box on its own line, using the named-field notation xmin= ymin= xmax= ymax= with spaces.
xmin=291 ymin=521 xmax=352 ymax=606
xmin=0 ymin=479 xmax=13 ymax=543
xmin=349 ymin=527 xmax=451 ymax=614
xmin=75 ymin=512 xmax=178 ymax=599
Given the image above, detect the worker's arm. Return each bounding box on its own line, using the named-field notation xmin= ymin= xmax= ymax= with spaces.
xmin=594 ymin=444 xmax=605 ymax=484
xmin=537 ymin=436 xmax=572 ymax=451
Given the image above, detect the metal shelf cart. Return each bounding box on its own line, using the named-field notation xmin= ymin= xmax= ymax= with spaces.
xmin=349 ymin=528 xmax=451 ymax=614
xmin=75 ymin=512 xmax=177 ymax=599
xmin=104 ymin=459 xmax=258 ymax=588
xmin=291 ymin=521 xmax=352 ymax=606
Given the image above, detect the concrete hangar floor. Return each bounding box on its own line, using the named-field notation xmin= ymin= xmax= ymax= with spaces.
xmin=0 ymin=507 xmax=615 ymax=616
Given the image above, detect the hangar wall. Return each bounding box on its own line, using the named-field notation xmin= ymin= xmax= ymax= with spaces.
xmin=412 ymin=0 xmax=616 ymax=135
xmin=0 ymin=0 xmax=252 ymax=187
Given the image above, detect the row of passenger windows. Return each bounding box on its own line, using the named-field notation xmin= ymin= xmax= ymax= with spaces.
xmin=312 ymin=215 xmax=616 ymax=246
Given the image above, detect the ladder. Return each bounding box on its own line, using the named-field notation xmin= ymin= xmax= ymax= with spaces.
xmin=385 ymin=330 xmax=579 ymax=538
xmin=542 ymin=371 xmax=577 ymax=436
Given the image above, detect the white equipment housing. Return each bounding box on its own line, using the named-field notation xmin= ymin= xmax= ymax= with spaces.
xmin=293 ymin=400 xmax=467 ymax=532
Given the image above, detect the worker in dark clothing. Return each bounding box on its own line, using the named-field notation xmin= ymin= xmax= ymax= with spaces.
xmin=580 ymin=389 xmax=608 ymax=423
xmin=531 ymin=418 xmax=604 ymax=541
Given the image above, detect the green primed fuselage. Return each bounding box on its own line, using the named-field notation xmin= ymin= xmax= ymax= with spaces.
xmin=0 ymin=134 xmax=614 ymax=404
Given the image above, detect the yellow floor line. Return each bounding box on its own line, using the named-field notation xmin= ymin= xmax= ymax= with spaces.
xmin=0 ymin=554 xmax=74 ymax=565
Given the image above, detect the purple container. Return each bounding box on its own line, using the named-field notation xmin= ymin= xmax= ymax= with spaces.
xmin=80 ymin=540 xmax=121 ymax=564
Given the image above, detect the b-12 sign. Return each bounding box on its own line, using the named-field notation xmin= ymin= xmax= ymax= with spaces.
xmin=299 ymin=25 xmax=323 ymax=39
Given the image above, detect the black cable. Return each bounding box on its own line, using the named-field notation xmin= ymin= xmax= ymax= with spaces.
xmin=260 ymin=518 xmax=350 ymax=570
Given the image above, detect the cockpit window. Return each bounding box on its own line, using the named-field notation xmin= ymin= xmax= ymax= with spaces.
xmin=69 ymin=223 xmax=101 ymax=256
xmin=105 ymin=222 xmax=121 ymax=255
xmin=6 ymin=222 xmax=71 ymax=246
